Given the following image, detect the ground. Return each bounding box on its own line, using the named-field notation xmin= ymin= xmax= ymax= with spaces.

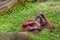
xmin=0 ymin=0 xmax=60 ymax=40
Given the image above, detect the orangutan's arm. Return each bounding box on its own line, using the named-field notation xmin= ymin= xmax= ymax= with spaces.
xmin=42 ymin=14 xmax=54 ymax=31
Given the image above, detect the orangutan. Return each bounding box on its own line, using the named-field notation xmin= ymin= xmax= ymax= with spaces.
xmin=22 ymin=13 xmax=54 ymax=35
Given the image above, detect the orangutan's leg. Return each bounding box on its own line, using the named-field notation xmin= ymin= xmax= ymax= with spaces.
xmin=32 ymin=30 xmax=40 ymax=35
xmin=23 ymin=26 xmax=31 ymax=32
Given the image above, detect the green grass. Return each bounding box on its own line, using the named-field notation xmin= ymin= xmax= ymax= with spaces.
xmin=48 ymin=0 xmax=60 ymax=2
xmin=0 ymin=1 xmax=60 ymax=40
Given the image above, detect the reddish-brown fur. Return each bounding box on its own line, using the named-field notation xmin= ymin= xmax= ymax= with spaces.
xmin=22 ymin=19 xmax=40 ymax=35
xmin=22 ymin=13 xmax=54 ymax=35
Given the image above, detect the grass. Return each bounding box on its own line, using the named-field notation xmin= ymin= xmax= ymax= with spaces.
xmin=48 ymin=0 xmax=60 ymax=2
xmin=0 ymin=1 xmax=60 ymax=40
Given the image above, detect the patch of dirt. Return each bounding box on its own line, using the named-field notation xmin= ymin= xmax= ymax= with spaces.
xmin=0 ymin=32 xmax=31 ymax=40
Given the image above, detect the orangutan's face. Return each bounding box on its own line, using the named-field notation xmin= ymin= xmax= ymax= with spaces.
xmin=37 ymin=13 xmax=42 ymax=18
